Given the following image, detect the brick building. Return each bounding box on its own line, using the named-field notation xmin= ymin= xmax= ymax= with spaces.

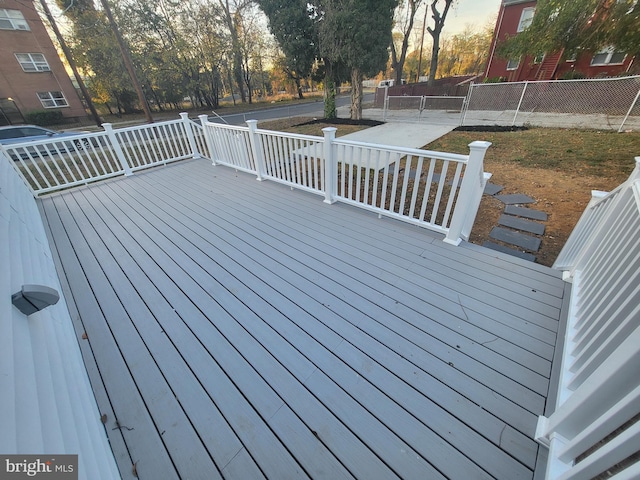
xmin=484 ymin=0 xmax=635 ymax=82
xmin=0 ymin=0 xmax=86 ymax=125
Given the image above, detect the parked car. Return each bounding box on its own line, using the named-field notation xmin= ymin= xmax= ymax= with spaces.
xmin=0 ymin=125 xmax=94 ymax=159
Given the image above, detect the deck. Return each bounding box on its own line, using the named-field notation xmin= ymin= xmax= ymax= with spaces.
xmin=39 ymin=157 xmax=567 ymax=480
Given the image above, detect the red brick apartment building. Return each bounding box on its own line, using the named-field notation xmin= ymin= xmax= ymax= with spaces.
xmin=0 ymin=0 xmax=85 ymax=125
xmin=484 ymin=0 xmax=636 ymax=82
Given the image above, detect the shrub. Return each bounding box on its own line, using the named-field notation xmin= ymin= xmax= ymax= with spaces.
xmin=24 ymin=110 xmax=64 ymax=126
xmin=483 ymin=76 xmax=507 ymax=83
xmin=561 ymin=70 xmax=586 ymax=80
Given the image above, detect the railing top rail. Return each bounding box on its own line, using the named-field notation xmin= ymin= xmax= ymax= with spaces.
xmin=332 ymin=138 xmax=470 ymax=163
xmin=202 ymin=120 xmax=252 ymax=133
xmin=112 ymin=118 xmax=184 ymax=132
xmin=2 ymin=131 xmax=107 ymax=148
xmin=254 ymin=127 xmax=324 ymax=143
xmin=387 ymin=95 xmax=467 ymax=99
xmin=471 ymin=74 xmax=640 ymax=88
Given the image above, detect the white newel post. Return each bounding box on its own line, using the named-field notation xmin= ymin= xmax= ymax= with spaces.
xmin=180 ymin=112 xmax=201 ymax=159
xmin=198 ymin=114 xmax=217 ymax=166
xmin=246 ymin=120 xmax=265 ymax=181
xmin=444 ymin=140 xmax=492 ymax=246
xmin=322 ymin=127 xmax=337 ymax=204
xmin=102 ymin=122 xmax=132 ymax=176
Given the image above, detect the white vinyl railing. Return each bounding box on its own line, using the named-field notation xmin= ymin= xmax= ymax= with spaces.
xmin=4 ymin=112 xmax=490 ymax=246
xmin=1 ymin=113 xmax=207 ymax=196
xmin=537 ymin=158 xmax=640 ymax=479
xmin=201 ymin=117 xmax=491 ymax=245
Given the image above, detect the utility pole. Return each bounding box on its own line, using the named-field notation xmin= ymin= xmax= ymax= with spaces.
xmin=98 ymin=0 xmax=154 ymax=123
xmin=38 ymin=0 xmax=102 ymax=127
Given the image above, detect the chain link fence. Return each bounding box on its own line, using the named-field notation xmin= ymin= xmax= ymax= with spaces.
xmin=460 ymin=76 xmax=640 ymax=131
xmin=382 ymin=95 xmax=466 ymax=121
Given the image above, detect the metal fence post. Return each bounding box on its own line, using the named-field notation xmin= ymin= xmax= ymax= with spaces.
xmin=460 ymin=84 xmax=473 ymax=126
xmin=383 ymin=85 xmax=389 ymax=121
xmin=246 ymin=120 xmax=265 ymax=181
xmin=619 ymin=86 xmax=640 ymax=132
xmin=179 ymin=112 xmax=200 ymax=158
xmin=513 ymin=81 xmax=528 ymax=126
xmin=322 ymin=127 xmax=337 ymax=204
xmin=198 ymin=114 xmax=218 ymax=166
xmin=102 ymin=123 xmax=132 ymax=176
xmin=444 ymin=140 xmax=492 ymax=246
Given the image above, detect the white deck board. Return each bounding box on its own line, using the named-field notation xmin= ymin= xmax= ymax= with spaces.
xmin=39 ymin=158 xmax=567 ymax=480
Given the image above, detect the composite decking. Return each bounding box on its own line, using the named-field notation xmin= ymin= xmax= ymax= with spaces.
xmin=39 ymin=158 xmax=567 ymax=480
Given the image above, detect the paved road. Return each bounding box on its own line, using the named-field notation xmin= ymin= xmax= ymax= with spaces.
xmin=208 ymin=93 xmax=375 ymax=125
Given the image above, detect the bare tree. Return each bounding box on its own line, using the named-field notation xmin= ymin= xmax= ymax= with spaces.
xmin=390 ymin=0 xmax=424 ymax=84
xmin=427 ymin=0 xmax=454 ymax=87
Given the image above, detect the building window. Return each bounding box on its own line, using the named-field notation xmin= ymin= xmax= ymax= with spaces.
xmin=591 ymin=47 xmax=626 ymax=66
xmin=37 ymin=91 xmax=69 ymax=108
xmin=506 ymin=58 xmax=520 ymax=70
xmin=15 ymin=53 xmax=51 ymax=72
xmin=533 ymin=53 xmax=545 ymax=64
xmin=0 ymin=9 xmax=30 ymax=31
xmin=517 ymin=7 xmax=535 ymax=32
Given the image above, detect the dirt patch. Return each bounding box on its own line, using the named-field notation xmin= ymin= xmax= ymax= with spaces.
xmin=429 ymin=128 xmax=638 ymax=266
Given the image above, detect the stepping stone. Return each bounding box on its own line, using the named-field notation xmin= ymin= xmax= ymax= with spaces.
xmin=498 ymin=214 xmax=546 ymax=235
xmin=494 ymin=193 xmax=536 ymax=205
xmin=483 ymin=241 xmax=537 ymax=262
xmin=504 ymin=205 xmax=548 ymax=221
xmin=490 ymin=226 xmax=541 ymax=251
xmin=483 ymin=183 xmax=504 ymax=195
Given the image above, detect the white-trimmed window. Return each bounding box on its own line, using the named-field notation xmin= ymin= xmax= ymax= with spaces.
xmin=37 ymin=91 xmax=69 ymax=108
xmin=15 ymin=53 xmax=51 ymax=72
xmin=0 ymin=9 xmax=29 ymax=31
xmin=506 ymin=58 xmax=520 ymax=70
xmin=517 ymin=7 xmax=535 ymax=32
xmin=591 ymin=47 xmax=626 ymax=65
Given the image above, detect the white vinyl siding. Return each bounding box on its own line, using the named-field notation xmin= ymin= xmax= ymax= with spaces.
xmin=37 ymin=91 xmax=69 ymax=108
xmin=15 ymin=53 xmax=51 ymax=72
xmin=0 ymin=8 xmax=29 ymax=31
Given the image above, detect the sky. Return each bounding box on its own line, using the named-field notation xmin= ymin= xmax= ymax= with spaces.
xmin=436 ymin=0 xmax=503 ymax=35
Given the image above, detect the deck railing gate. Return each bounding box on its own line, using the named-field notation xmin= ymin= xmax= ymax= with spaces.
xmin=537 ymin=158 xmax=640 ymax=479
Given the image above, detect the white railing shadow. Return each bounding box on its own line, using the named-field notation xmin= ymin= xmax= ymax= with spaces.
xmin=537 ymin=158 xmax=640 ymax=479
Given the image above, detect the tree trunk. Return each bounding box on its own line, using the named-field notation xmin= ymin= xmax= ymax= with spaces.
xmin=295 ymin=77 xmax=304 ymax=99
xmin=350 ymin=68 xmax=363 ymax=120
xmin=428 ymin=30 xmax=440 ymax=87
xmin=427 ymin=0 xmax=453 ymax=87
xmin=324 ymin=76 xmax=336 ymax=119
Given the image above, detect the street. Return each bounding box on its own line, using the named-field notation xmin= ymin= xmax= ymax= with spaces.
xmin=208 ymin=92 xmax=375 ymax=125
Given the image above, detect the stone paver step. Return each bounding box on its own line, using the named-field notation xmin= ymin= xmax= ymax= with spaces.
xmin=498 ymin=214 xmax=546 ymax=235
xmin=504 ymin=205 xmax=548 ymax=221
xmin=482 ymin=241 xmax=537 ymax=262
xmin=483 ymin=183 xmax=504 ymax=195
xmin=495 ymin=194 xmax=536 ymax=205
xmin=490 ymin=226 xmax=541 ymax=252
